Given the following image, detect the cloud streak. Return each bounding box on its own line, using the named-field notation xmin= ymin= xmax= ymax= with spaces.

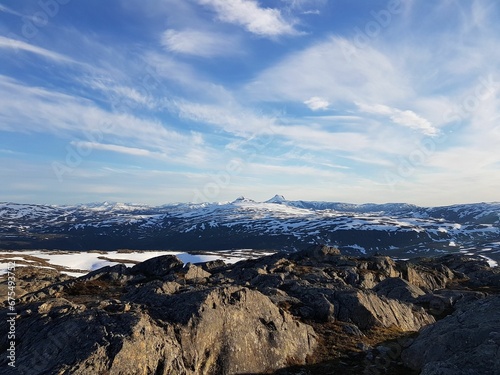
xmin=0 ymin=76 xmax=208 ymax=166
xmin=161 ymin=28 xmax=239 ymax=57
xmin=357 ymin=103 xmax=438 ymax=136
xmin=0 ymin=36 xmax=75 ymax=63
xmin=198 ymin=0 xmax=299 ymax=37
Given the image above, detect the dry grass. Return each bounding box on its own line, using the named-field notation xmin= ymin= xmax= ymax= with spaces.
xmin=64 ymin=278 xmax=124 ymax=300
xmin=272 ymin=322 xmax=418 ymax=375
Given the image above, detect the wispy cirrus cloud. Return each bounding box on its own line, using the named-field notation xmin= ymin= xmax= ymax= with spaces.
xmin=161 ymin=28 xmax=239 ymax=57
xmin=0 ymin=4 xmax=23 ymax=17
xmin=171 ymin=99 xmax=277 ymax=136
xmin=281 ymin=0 xmax=326 ymax=14
xmin=356 ymin=103 xmax=437 ymax=136
xmin=198 ymin=0 xmax=299 ymax=37
xmin=245 ymin=37 xmax=410 ymax=104
xmin=70 ymin=142 xmax=164 ymax=158
xmin=0 ymin=36 xmax=75 ymax=63
xmin=0 ymin=76 xmax=208 ymax=166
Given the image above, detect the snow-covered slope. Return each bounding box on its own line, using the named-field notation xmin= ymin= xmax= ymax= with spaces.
xmin=0 ymin=197 xmax=499 ymax=261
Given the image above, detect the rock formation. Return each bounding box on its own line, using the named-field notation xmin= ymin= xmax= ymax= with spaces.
xmin=402 ymin=295 xmax=500 ymax=375
xmin=1 ymin=245 xmax=499 ymax=374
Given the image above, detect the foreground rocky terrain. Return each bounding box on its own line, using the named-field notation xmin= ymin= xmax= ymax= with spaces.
xmin=1 ymin=245 xmax=499 ymax=374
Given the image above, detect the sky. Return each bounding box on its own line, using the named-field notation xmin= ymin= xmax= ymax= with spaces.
xmin=0 ymin=0 xmax=499 ymax=206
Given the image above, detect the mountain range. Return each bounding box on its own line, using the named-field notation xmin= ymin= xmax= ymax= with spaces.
xmin=1 ymin=195 xmax=499 ymax=263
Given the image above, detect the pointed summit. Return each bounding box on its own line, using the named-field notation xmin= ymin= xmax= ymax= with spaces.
xmin=232 ymin=196 xmax=255 ymax=204
xmin=266 ymin=195 xmax=287 ymax=204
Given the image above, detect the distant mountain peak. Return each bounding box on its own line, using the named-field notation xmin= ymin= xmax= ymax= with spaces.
xmin=266 ymin=195 xmax=287 ymax=204
xmin=232 ymin=196 xmax=254 ymax=203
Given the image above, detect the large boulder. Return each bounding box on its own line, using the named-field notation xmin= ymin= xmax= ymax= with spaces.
xmin=402 ymin=294 xmax=500 ymax=375
xmin=166 ymin=287 xmax=317 ymax=374
xmin=335 ymin=290 xmax=435 ymax=331
xmin=373 ymin=277 xmax=426 ymax=303
xmin=3 ymin=299 xmax=182 ymax=375
xmin=400 ymin=262 xmax=453 ymax=292
xmin=290 ymin=244 xmax=341 ymax=261
xmin=0 ymin=266 xmax=71 ymax=303
xmin=1 ymin=287 xmax=316 ymax=375
xmin=130 ymin=255 xmax=183 ymax=277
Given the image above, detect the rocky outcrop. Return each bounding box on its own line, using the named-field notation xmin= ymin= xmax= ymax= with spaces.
xmin=8 ymin=286 xmax=315 ymax=375
xmin=1 ymin=246 xmax=499 ymax=374
xmin=402 ymin=295 xmax=500 ymax=375
xmin=335 ymin=289 xmax=434 ymax=331
xmin=373 ymin=277 xmax=426 ymax=302
xmin=0 ymin=265 xmax=71 ymax=303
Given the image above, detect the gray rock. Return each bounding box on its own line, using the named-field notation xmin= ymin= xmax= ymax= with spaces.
xmin=400 ymin=262 xmax=453 ymax=292
xmin=130 ymin=255 xmax=183 ymax=277
xmin=200 ymin=259 xmax=226 ymax=272
xmin=402 ymin=294 xmax=500 ymax=375
xmin=0 ymin=266 xmax=71 ymax=303
xmin=1 ymin=287 xmax=316 ymax=375
xmin=177 ymin=263 xmax=211 ymax=282
xmin=335 ymin=289 xmax=435 ymax=331
xmin=250 ymin=273 xmax=285 ymax=289
xmin=373 ymin=277 xmax=426 ymax=302
xmin=290 ymin=244 xmax=341 ymax=261
xmin=297 ymin=292 xmax=335 ymax=322
xmin=365 ymin=256 xmax=400 ymax=278
xmin=415 ymin=289 xmax=485 ymax=316
xmin=80 ymin=263 xmax=130 ymax=282
xmin=3 ymin=250 xmax=499 ymax=375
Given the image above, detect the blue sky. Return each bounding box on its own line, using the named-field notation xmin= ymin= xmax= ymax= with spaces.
xmin=1 ymin=0 xmax=499 ymax=206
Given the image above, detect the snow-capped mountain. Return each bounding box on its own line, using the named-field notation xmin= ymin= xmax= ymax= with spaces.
xmin=1 ymin=196 xmax=499 ymax=262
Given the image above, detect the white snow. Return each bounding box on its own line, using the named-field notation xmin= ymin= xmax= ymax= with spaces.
xmin=0 ymin=250 xmax=252 ymax=277
xmin=347 ymin=244 xmax=367 ymax=254
xmin=479 ymin=255 xmax=498 ymax=268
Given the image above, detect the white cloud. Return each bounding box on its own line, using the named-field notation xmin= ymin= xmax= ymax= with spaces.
xmin=357 ymin=103 xmax=437 ymax=136
xmin=271 ymin=124 xmax=370 ymax=152
xmin=391 ymin=110 xmax=437 ymax=136
xmin=145 ymin=51 xmax=235 ymax=101
xmin=0 ymin=76 xmax=209 ymax=166
xmin=304 ymin=96 xmax=329 ymax=111
xmin=245 ymin=37 xmax=410 ymax=104
xmin=198 ymin=0 xmax=298 ymax=37
xmin=85 ymin=78 xmax=155 ymax=108
xmin=70 ymin=142 xmax=163 ymax=158
xmin=161 ymin=28 xmax=238 ymax=57
xmin=0 ymin=36 xmax=74 ymax=63
xmin=281 ymin=0 xmax=326 ymax=14
xmin=0 ymin=4 xmax=23 ymax=17
xmin=172 ymin=100 xmax=277 ymax=136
